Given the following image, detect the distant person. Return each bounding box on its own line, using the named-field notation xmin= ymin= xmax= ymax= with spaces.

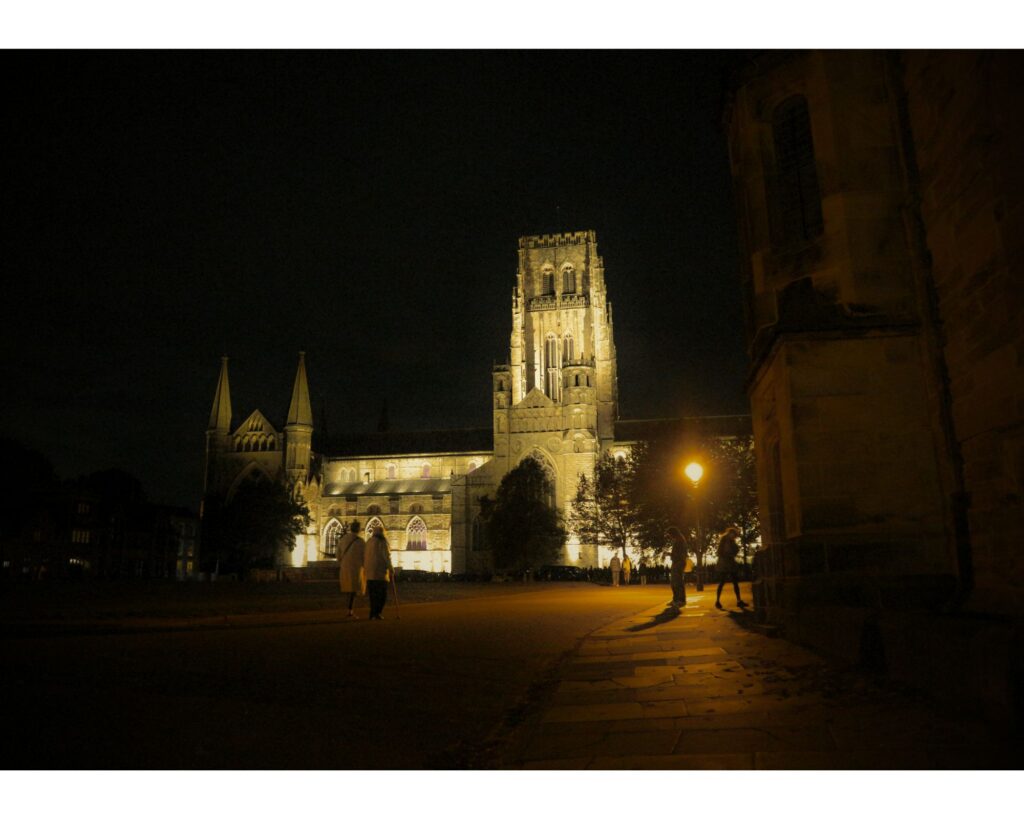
xmin=337 ymin=521 xmax=366 ymax=618
xmin=638 ymin=561 xmax=647 ymax=586
xmin=666 ymin=527 xmax=689 ymax=609
xmin=715 ymin=526 xmax=748 ymax=610
xmin=609 ymin=553 xmax=621 ymax=587
xmin=622 ymin=556 xmax=632 ymax=586
xmin=364 ymin=525 xmax=394 ymax=620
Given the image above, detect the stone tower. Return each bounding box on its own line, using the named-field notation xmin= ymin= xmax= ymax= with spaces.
xmin=508 ymin=230 xmax=618 ymax=445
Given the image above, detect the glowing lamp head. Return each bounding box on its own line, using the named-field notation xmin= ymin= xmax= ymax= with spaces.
xmin=684 ymin=461 xmax=704 ymax=484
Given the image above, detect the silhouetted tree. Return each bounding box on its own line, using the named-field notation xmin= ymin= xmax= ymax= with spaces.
xmin=202 ymin=477 xmax=310 ymax=576
xmin=479 ymin=458 xmax=565 ymax=574
xmin=570 ymin=444 xmax=673 ymax=563
xmin=0 ymin=439 xmax=59 ymax=537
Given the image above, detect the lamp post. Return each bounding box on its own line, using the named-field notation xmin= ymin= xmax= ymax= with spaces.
xmin=684 ymin=461 xmax=705 ymax=591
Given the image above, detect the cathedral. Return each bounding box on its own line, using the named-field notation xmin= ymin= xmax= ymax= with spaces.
xmin=203 ymin=230 xmax=652 ymax=573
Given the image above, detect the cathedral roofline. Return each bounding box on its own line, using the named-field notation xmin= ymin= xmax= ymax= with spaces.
xmin=321 ymin=427 xmax=493 ymax=458
xmin=518 ymin=230 xmax=596 ymax=249
xmin=323 ymin=478 xmax=452 ymax=497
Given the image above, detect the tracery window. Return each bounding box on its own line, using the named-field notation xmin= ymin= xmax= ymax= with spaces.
xmin=563 ymin=333 xmax=574 ymax=362
xmin=366 ymin=516 xmax=384 ymax=538
xmin=406 ymin=517 xmax=428 ymax=551
xmin=562 ymin=264 xmax=575 ymax=293
xmin=541 ymin=267 xmax=555 ymax=295
xmin=321 ymin=519 xmax=344 ymax=559
xmin=544 ymin=334 xmax=559 ymax=399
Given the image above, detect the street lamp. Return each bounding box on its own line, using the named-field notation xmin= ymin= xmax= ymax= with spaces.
xmin=683 ymin=460 xmax=705 ymax=590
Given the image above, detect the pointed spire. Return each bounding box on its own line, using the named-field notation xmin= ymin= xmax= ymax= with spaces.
xmin=208 ymin=356 xmax=232 ymax=432
xmin=286 ymin=351 xmax=313 ymax=428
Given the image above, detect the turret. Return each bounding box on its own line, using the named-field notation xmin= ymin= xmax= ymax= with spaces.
xmin=204 ymin=356 xmax=233 ymax=494
xmin=284 ymin=351 xmax=314 ymax=482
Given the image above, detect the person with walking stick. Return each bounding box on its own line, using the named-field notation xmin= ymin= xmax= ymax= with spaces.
xmin=364 ymin=523 xmax=394 ymax=620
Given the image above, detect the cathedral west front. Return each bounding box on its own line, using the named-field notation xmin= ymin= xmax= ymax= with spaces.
xmin=202 ymin=230 xmax=651 ymax=573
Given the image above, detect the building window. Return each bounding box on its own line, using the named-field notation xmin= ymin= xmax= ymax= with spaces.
xmin=322 ymin=519 xmax=344 ymax=559
xmin=541 ymin=267 xmax=554 ymax=295
xmin=387 ymin=464 xmax=396 ymax=479
xmin=563 ymin=334 xmax=574 ymax=362
xmin=72 ymin=529 xmax=90 ymax=544
xmin=366 ymin=504 xmax=381 ymax=516
xmin=770 ymin=95 xmax=823 ymax=248
xmin=389 ymin=496 xmax=400 ymax=515
xmin=366 ymin=516 xmax=384 ymax=538
xmin=544 ymin=334 xmax=559 ymax=400
xmin=406 ymin=517 xmax=428 ymax=551
xmin=410 ymin=503 xmax=424 ymax=515
xmin=431 ymin=494 xmax=444 ymax=513
xmin=472 ymin=515 xmax=487 ymax=551
xmin=562 ymin=264 xmax=575 ymax=293
xmin=77 ymin=502 xmax=90 ymax=515
xmin=421 ymin=464 xmax=431 ymax=479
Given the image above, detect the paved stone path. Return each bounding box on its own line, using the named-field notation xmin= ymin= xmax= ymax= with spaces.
xmin=500 ymin=584 xmax=1017 ymax=769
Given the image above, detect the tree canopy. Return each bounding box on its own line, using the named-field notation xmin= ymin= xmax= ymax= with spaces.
xmin=569 ymin=443 xmax=673 ymax=564
xmin=202 ymin=476 xmax=310 ymax=576
xmin=479 ymin=457 xmax=566 ymax=574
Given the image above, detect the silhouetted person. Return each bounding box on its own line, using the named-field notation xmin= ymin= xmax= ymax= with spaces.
xmin=364 ymin=525 xmax=394 ymax=620
xmin=622 ymin=555 xmax=632 ymax=585
xmin=666 ymin=527 xmax=688 ymax=609
xmin=337 ymin=521 xmax=366 ymax=618
xmin=715 ymin=526 xmax=748 ymax=610
xmin=609 ymin=553 xmax=621 ymax=586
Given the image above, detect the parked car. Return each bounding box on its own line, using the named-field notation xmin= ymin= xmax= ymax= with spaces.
xmin=537 ymin=565 xmax=588 ymax=581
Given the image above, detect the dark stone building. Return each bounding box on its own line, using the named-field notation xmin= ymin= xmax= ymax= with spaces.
xmin=725 ymin=51 xmax=1023 ymax=720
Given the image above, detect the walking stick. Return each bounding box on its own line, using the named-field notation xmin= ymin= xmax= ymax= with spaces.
xmin=389 ymin=573 xmax=401 ymax=618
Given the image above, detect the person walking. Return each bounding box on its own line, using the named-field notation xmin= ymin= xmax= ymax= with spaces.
xmin=622 ymin=555 xmax=632 ymax=586
xmin=364 ymin=524 xmax=394 ymax=620
xmin=715 ymin=526 xmax=748 ymax=609
xmin=666 ymin=527 xmax=689 ymax=609
xmin=337 ymin=521 xmax=367 ymax=618
xmin=609 ymin=553 xmax=621 ymax=587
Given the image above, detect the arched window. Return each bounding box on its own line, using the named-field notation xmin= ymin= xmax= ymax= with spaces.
xmin=770 ymin=95 xmax=823 ymax=248
xmin=563 ymin=334 xmax=574 ymax=362
xmin=366 ymin=504 xmax=381 ymax=515
xmin=321 ymin=519 xmax=344 ymax=559
xmin=544 ymin=334 xmax=559 ymax=399
xmin=406 ymin=517 xmax=428 ymax=551
xmin=541 ymin=267 xmax=554 ymax=295
xmin=366 ymin=516 xmax=384 ymax=538
xmin=410 ymin=503 xmax=424 ymax=515
xmin=562 ymin=264 xmax=575 ymax=293
xmin=421 ymin=463 xmax=431 ymax=479
xmin=387 ymin=464 xmax=396 ymax=479
xmin=472 ymin=515 xmax=487 ymax=551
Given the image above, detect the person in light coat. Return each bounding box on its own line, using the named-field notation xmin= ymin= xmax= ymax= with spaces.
xmin=609 ymin=553 xmax=621 ymax=586
xmin=363 ymin=525 xmax=394 ymax=620
xmin=622 ymin=555 xmax=632 ymax=586
xmin=337 ymin=521 xmax=366 ymax=618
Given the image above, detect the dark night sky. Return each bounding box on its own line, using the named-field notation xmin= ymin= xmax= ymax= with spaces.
xmin=2 ymin=50 xmax=750 ymax=509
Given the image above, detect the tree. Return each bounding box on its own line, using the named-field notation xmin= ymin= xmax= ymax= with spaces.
xmin=569 ymin=444 xmax=673 ymax=565
xmin=479 ymin=458 xmax=565 ymax=574
xmin=202 ymin=476 xmax=310 ymax=576
xmin=684 ymin=434 xmax=759 ymax=586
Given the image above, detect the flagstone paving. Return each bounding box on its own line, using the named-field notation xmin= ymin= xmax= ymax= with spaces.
xmin=500 ymin=585 xmax=1019 ymax=770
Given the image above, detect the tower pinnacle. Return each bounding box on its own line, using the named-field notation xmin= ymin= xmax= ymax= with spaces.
xmin=286 ymin=351 xmax=313 ymax=428
xmin=207 ymin=356 xmax=232 ymax=432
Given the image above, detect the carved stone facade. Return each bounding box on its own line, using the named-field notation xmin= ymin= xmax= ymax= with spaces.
xmin=203 ymin=231 xmax=628 ymax=573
